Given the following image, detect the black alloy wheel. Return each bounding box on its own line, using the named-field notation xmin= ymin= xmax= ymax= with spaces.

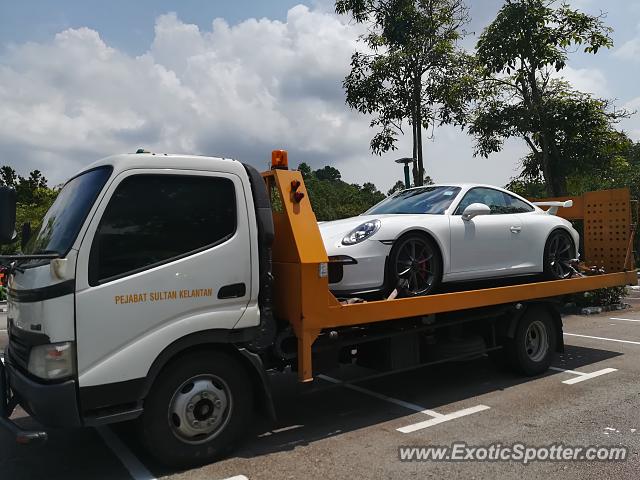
xmin=543 ymin=230 xmax=575 ymax=280
xmin=389 ymin=234 xmax=441 ymax=296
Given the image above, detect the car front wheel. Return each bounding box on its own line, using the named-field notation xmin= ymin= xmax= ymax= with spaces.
xmin=388 ymin=233 xmax=442 ymax=297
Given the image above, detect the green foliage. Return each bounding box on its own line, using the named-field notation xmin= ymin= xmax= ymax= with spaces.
xmin=508 ymin=137 xmax=640 ymax=199
xmin=477 ymin=0 xmax=612 ymax=78
xmin=472 ymin=0 xmax=626 ymax=197
xmin=314 ymin=166 xmax=342 ymax=182
xmin=563 ymin=137 xmax=640 ymax=198
xmin=336 ymin=0 xmax=477 ymax=186
xmin=298 ymin=163 xmax=386 ymax=220
xmin=0 ymin=165 xmax=59 ymax=254
xmin=387 ymin=180 xmax=406 ymax=196
xmin=571 ymin=286 xmax=627 ymax=308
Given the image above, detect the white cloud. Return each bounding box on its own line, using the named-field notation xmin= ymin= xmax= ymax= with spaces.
xmin=614 ymin=22 xmax=640 ymax=62
xmin=0 ymin=5 xmax=520 ymax=191
xmin=615 ymin=38 xmax=640 ymax=61
xmin=554 ymin=66 xmax=610 ymax=97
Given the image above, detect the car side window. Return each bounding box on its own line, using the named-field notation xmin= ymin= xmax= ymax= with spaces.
xmin=89 ymin=174 xmax=236 ymax=285
xmin=503 ymin=193 xmax=535 ymax=213
xmin=454 ymin=188 xmax=509 ymax=215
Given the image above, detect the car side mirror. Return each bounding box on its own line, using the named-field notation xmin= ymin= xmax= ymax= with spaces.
xmin=462 ymin=202 xmax=491 ymax=221
xmin=0 ymin=186 xmax=17 ymax=244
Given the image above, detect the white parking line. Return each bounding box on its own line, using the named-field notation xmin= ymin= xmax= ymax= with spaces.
xmin=550 ymin=366 xmax=618 ymax=384
xmin=609 ymin=317 xmax=640 ymax=323
xmin=564 ymin=332 xmax=640 ymax=345
xmin=562 ymin=368 xmax=618 ymax=385
xmin=397 ymin=405 xmax=491 ymax=434
xmin=317 ymin=374 xmax=443 ymax=417
xmin=221 ymin=476 xmax=248 ymax=480
xmin=549 ymin=366 xmax=585 ymax=376
xmin=96 ymin=426 xmax=156 ymax=480
xmin=317 ymin=374 xmax=489 ymax=434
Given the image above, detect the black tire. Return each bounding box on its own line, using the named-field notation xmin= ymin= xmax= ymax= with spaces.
xmin=543 ymin=230 xmax=575 ymax=280
xmin=137 ymin=350 xmax=253 ymax=468
xmin=387 ymin=233 xmax=442 ymax=297
xmin=505 ymin=306 xmax=557 ymax=376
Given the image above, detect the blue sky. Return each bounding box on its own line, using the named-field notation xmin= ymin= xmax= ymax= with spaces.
xmin=0 ymin=0 xmax=639 ymax=190
xmin=0 ymin=1 xmax=306 ymax=54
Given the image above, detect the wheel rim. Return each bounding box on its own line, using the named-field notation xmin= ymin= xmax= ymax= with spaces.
xmin=168 ymin=374 xmax=232 ymax=445
xmin=547 ymin=233 xmax=573 ymax=279
xmin=525 ymin=320 xmax=549 ymax=363
xmin=394 ymin=237 xmax=435 ymax=295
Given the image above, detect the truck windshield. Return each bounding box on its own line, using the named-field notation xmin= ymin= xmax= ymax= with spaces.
xmin=23 ymin=166 xmax=112 ymax=256
xmin=365 ymin=186 xmax=461 ymax=215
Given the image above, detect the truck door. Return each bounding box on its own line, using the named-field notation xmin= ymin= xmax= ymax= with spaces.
xmin=449 ymin=187 xmax=528 ymax=276
xmin=74 ymin=169 xmax=254 ymax=390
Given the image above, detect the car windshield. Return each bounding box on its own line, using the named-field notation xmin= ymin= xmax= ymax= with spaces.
xmin=23 ymin=166 xmax=113 ymax=256
xmin=365 ymin=186 xmax=461 ymax=215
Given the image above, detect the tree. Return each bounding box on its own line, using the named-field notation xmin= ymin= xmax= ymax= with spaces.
xmin=314 ymin=165 xmax=342 ymax=181
xmin=336 ymin=0 xmax=477 ymax=186
xmin=0 ymin=166 xmax=58 ymax=254
xmin=0 ymin=166 xmax=18 ymax=188
xmin=472 ymin=0 xmax=626 ymax=196
xmin=296 ymin=164 xmax=386 ymax=220
xmin=387 ymin=180 xmax=406 ymax=195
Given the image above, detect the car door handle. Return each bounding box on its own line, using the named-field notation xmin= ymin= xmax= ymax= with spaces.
xmin=218 ymin=283 xmax=246 ymax=299
xmin=510 ymin=226 xmax=522 ymax=233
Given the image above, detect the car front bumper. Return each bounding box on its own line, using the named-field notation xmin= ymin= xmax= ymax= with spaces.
xmin=326 ymin=240 xmax=391 ymax=295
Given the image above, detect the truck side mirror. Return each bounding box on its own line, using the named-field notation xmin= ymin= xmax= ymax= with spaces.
xmin=0 ymin=186 xmax=17 ymax=244
xmin=21 ymin=222 xmax=32 ymax=251
xmin=462 ymin=202 xmax=491 ymax=221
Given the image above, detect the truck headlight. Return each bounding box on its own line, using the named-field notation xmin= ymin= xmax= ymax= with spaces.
xmin=28 ymin=342 xmax=76 ymax=380
xmin=342 ymin=220 xmax=381 ymax=245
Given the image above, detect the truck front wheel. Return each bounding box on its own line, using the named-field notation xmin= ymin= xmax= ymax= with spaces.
xmin=138 ymin=350 xmax=253 ymax=467
xmin=505 ymin=306 xmax=557 ymax=376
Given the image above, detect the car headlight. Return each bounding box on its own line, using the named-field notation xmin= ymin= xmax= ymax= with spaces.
xmin=28 ymin=342 xmax=76 ymax=380
xmin=342 ymin=220 xmax=381 ymax=245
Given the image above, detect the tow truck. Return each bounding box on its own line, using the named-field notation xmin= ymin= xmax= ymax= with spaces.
xmin=0 ymin=150 xmax=636 ymax=467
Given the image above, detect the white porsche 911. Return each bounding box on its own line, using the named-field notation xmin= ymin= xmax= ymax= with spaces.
xmin=319 ymin=184 xmax=579 ymax=297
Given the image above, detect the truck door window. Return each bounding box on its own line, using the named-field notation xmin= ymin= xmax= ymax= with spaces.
xmin=89 ymin=174 xmax=236 ymax=285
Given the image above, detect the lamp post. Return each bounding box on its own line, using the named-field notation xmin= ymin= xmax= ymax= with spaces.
xmin=395 ymin=157 xmax=413 ymax=189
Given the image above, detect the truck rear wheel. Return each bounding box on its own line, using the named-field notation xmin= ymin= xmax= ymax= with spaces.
xmin=138 ymin=350 xmax=253 ymax=468
xmin=505 ymin=306 xmax=557 ymax=376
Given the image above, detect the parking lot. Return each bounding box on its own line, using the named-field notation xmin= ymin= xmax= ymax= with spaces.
xmin=2 ymin=305 xmax=640 ymax=480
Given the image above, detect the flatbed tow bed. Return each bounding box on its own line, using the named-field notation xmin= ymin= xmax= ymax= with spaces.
xmin=262 ymin=164 xmax=637 ymax=382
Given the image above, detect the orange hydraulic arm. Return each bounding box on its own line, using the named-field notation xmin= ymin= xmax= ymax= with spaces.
xmin=262 ymin=152 xmax=637 ymax=382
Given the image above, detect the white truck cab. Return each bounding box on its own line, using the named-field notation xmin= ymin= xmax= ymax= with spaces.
xmin=0 ymin=152 xmax=276 ymax=466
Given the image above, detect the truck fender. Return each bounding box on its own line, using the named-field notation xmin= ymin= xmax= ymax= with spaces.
xmin=505 ymin=302 xmax=564 ymax=353
xmin=142 ymin=329 xmax=276 ymax=422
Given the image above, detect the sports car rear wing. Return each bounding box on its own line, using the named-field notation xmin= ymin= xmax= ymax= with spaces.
xmin=532 ymin=200 xmax=573 ymax=215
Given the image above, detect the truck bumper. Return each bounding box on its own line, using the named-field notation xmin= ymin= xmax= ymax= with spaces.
xmin=1 ymin=356 xmax=80 ymax=443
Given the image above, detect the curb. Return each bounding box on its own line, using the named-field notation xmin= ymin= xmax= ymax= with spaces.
xmin=562 ymin=303 xmax=630 ymax=316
